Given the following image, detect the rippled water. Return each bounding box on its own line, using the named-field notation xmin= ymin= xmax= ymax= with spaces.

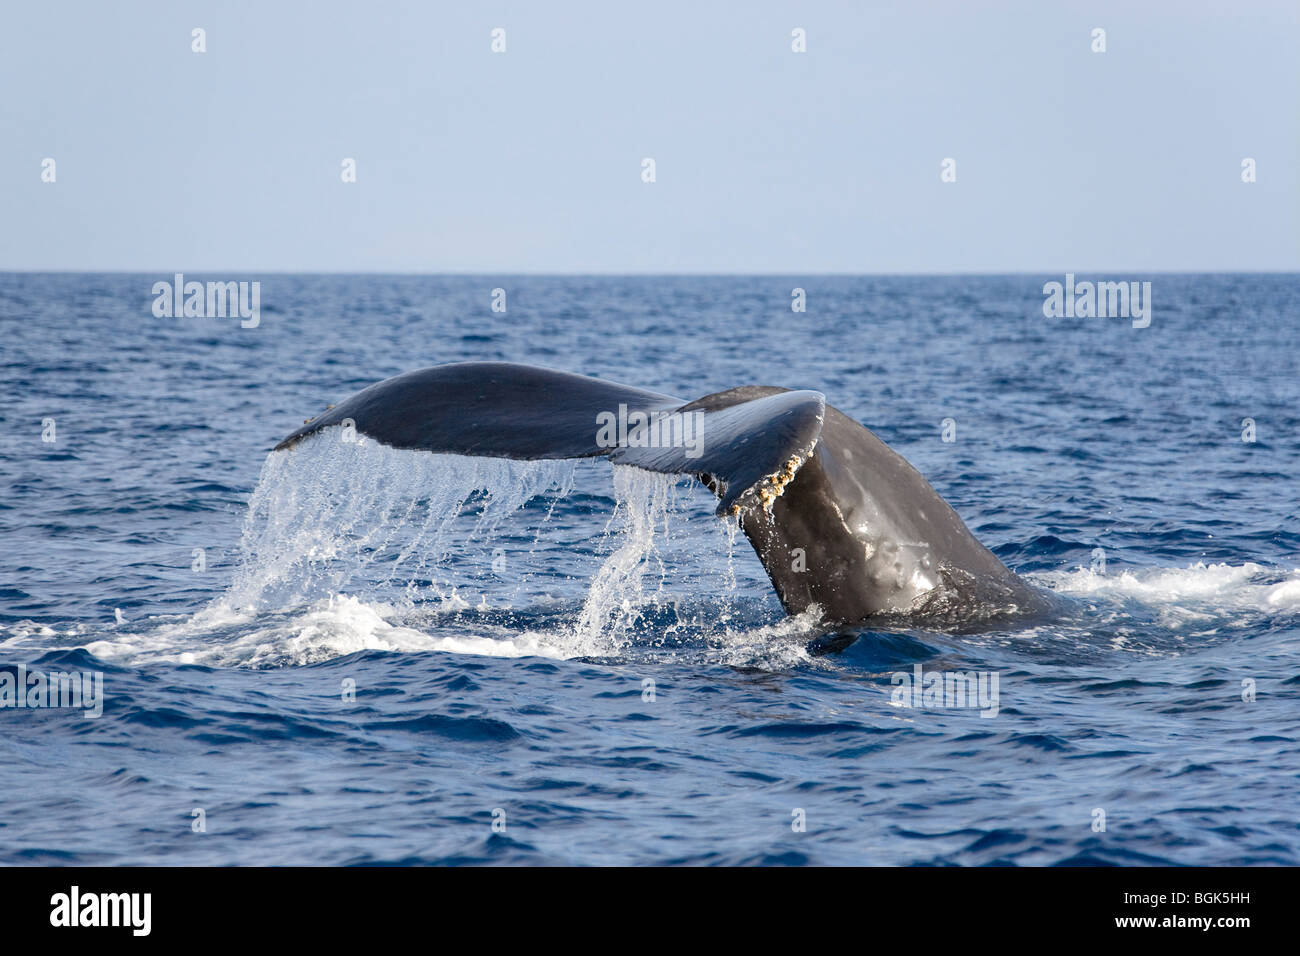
xmin=2 ymin=273 xmax=1298 ymax=865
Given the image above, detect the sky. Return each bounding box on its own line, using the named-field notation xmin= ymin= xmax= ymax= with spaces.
xmin=2 ymin=0 xmax=1297 ymax=273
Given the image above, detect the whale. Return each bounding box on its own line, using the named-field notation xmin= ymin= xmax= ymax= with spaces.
xmin=276 ymin=362 xmax=1053 ymax=629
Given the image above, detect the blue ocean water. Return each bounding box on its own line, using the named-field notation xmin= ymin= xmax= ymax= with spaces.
xmin=1 ymin=272 xmax=1298 ymax=866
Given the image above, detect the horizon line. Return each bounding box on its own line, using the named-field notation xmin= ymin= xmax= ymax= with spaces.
xmin=3 ymin=268 xmax=1298 ymax=278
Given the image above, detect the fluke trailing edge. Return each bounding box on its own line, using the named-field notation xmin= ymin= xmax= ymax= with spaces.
xmin=276 ymin=362 xmax=1051 ymax=628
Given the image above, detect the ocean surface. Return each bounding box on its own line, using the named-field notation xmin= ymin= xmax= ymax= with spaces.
xmin=2 ymin=272 xmax=1298 ymax=866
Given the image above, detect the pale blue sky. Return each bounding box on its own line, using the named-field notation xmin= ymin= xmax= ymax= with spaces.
xmin=2 ymin=0 xmax=1296 ymax=273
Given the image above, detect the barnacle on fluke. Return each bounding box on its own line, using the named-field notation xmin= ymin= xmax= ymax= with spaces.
xmin=757 ymin=454 xmax=806 ymax=512
xmin=302 ymin=404 xmax=336 ymax=425
xmin=725 ymin=453 xmax=807 ymax=515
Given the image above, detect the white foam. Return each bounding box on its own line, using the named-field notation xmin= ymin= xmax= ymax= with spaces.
xmin=1035 ymin=561 xmax=1300 ymax=611
xmin=64 ymin=595 xmax=570 ymax=668
xmin=710 ymin=606 xmax=821 ymax=669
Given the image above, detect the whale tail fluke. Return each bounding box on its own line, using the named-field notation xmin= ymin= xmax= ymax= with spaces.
xmin=275 ymin=361 xmax=1044 ymax=627
xmin=275 ymin=362 xmax=825 ymax=517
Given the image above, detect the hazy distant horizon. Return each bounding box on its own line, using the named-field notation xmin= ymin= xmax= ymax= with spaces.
xmin=3 ymin=0 xmax=1297 ymax=274
xmin=5 ymin=268 xmax=1298 ymax=277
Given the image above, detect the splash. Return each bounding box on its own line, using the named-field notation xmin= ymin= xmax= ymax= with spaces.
xmin=569 ymin=465 xmax=681 ymax=655
xmin=154 ymin=435 xmax=762 ymax=666
xmin=0 ymin=436 xmax=806 ymax=668
xmin=219 ymin=434 xmax=577 ymax=614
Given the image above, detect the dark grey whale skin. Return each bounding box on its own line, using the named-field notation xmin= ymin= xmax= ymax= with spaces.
xmin=277 ymin=362 xmax=1053 ymax=629
xmin=276 ymin=362 xmax=683 ymax=459
xmin=693 ymin=388 xmax=1055 ymax=628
